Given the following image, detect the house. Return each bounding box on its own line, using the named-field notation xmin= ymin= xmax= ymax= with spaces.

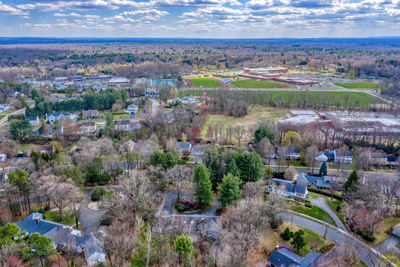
xmin=175 ymin=142 xmax=192 ymax=155
xmin=267 ymin=248 xmax=322 ymax=267
xmin=82 ymin=109 xmax=100 ymax=120
xmin=370 ymin=151 xmax=388 ymax=166
xmin=334 ymin=149 xmax=352 ymax=164
xmin=46 ymin=112 xmax=77 ymax=123
xmin=26 ymin=116 xmax=40 ymax=126
xmin=114 ymin=119 xmax=141 ymax=132
xmin=77 ymin=122 xmax=97 ymax=135
xmin=124 ymin=104 xmax=139 ymax=116
xmin=145 ymin=89 xmax=159 ymax=98
xmin=393 ymin=223 xmax=400 ymax=238
xmin=296 ymin=173 xmax=344 ymax=191
xmin=191 ymin=145 xmax=208 ymax=163
xmin=315 ymin=152 xmax=328 ymax=162
xmin=275 ymin=147 xmax=301 ymax=160
xmin=36 ymin=145 xmax=56 ymax=154
xmin=324 ymin=150 xmax=335 ymax=162
xmin=175 ymin=96 xmax=198 ymax=105
xmin=0 ymin=154 xmax=7 ymax=162
xmin=0 ymin=104 xmax=10 ymax=113
xmin=14 ymin=213 xmax=106 ymax=266
xmin=268 ymin=178 xmax=308 ymax=199
xmin=387 ymin=155 xmax=399 ymax=167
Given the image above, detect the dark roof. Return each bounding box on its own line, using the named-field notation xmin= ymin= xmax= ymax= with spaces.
xmin=268 ymin=249 xmax=323 ymax=267
xmin=324 ymin=150 xmax=335 ymax=160
xmin=177 ymin=142 xmax=191 ymax=150
xmin=300 ymin=252 xmax=323 ymax=267
xmin=387 ymin=155 xmax=398 ymax=162
xmin=271 ymin=179 xmax=307 ymax=195
xmin=268 ymin=248 xmax=302 ymax=266
xmin=14 ymin=213 xmax=63 ymax=235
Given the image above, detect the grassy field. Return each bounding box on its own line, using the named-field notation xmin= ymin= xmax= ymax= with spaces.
xmin=189 ymin=78 xmax=222 ymax=87
xmin=0 ymin=115 xmax=5 ymax=120
xmin=230 ymin=79 xmax=287 ymax=88
xmin=260 ymin=222 xmax=334 ymax=257
xmin=112 ymin=112 xmax=130 ymax=120
xmin=178 ymin=90 xmax=385 ymax=109
xmin=293 ymin=203 xmax=337 ymax=227
xmin=334 ymin=82 xmax=377 ymax=89
xmin=200 ymin=105 xmax=289 ymax=138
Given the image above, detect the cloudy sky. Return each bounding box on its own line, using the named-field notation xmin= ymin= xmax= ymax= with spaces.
xmin=0 ymin=0 xmax=399 ymax=38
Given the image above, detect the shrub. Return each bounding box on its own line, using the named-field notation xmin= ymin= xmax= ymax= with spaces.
xmin=100 ymin=216 xmax=112 ymax=226
xmin=273 ymin=171 xmax=285 ymax=179
xmin=305 ymin=203 xmax=312 ymax=208
xmin=281 ymin=227 xmax=292 ymax=241
xmin=91 ymin=187 xmax=106 ymax=201
xmin=318 ymin=243 xmax=336 ymax=253
xmin=271 ymin=220 xmax=279 ymax=229
xmin=336 ymin=205 xmax=341 ymax=212
xmin=357 ymin=230 xmax=375 ymax=242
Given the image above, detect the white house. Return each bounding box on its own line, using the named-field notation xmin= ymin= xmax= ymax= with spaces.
xmin=334 ymin=149 xmax=353 ymax=164
xmin=124 ymin=104 xmax=139 ymax=115
xmin=145 ymin=89 xmax=159 ymax=98
xmin=114 ymin=119 xmax=141 ymax=132
xmin=46 ymin=112 xmax=77 ymax=123
xmin=0 ymin=104 xmax=10 ymax=113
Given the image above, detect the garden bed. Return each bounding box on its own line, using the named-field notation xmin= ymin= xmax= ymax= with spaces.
xmin=174 ymin=198 xmax=214 ymax=213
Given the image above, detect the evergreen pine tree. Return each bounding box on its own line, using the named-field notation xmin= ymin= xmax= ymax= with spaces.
xmin=319 ymin=161 xmax=328 ymax=176
xmin=218 ymin=173 xmax=241 ymax=208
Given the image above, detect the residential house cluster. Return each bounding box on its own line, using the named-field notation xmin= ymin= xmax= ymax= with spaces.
xmin=14 ymin=213 xmax=106 ymax=266
xmin=268 ymin=178 xmax=308 ymax=199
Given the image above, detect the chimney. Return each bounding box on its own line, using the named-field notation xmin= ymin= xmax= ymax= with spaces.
xmin=36 ymin=218 xmax=40 ymax=224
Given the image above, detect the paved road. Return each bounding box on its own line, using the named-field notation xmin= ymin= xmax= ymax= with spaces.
xmin=150 ymin=99 xmax=160 ymax=117
xmin=309 ymin=197 xmax=347 ymax=231
xmin=0 ymin=108 xmax=25 ymax=127
xmin=280 ymin=212 xmax=386 ymax=267
xmin=375 ymin=235 xmax=400 ymax=255
xmin=79 ymin=190 xmax=105 ymax=234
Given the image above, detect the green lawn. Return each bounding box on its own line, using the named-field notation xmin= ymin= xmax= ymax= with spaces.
xmin=230 ymin=79 xmax=287 ymax=88
xmin=43 ymin=211 xmax=76 ymax=227
xmin=293 ymin=204 xmax=337 ymax=227
xmin=189 ymin=78 xmax=222 ymax=87
xmin=326 ymin=199 xmax=346 ymax=227
xmin=0 ymin=115 xmax=5 ymax=120
xmin=178 ymin=90 xmax=386 ymax=109
xmin=112 ymin=112 xmax=129 ymax=120
xmin=334 ymin=82 xmax=377 ymax=89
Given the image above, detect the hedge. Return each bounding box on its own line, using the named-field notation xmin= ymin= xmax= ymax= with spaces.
xmin=307 ymin=187 xmax=343 ymax=201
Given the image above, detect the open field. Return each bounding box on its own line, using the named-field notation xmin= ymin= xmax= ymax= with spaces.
xmin=200 ymin=105 xmax=289 ymax=137
xmin=189 ymin=78 xmax=223 ymax=87
xmin=260 ymin=222 xmax=334 ymax=257
xmin=334 ymin=82 xmax=377 ymax=89
xmin=230 ymin=79 xmax=287 ymax=88
xmin=178 ymin=90 xmax=385 ymax=109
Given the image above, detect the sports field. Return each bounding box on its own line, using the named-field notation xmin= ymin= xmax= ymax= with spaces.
xmin=334 ymin=82 xmax=377 ymax=89
xmin=189 ymin=78 xmax=222 ymax=87
xmin=230 ymin=79 xmax=287 ymax=88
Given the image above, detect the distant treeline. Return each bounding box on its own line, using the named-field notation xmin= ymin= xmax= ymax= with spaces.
xmin=26 ymin=89 xmax=127 ymax=117
xmin=179 ymin=90 xmax=386 ymax=110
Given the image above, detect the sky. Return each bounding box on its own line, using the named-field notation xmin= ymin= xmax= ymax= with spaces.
xmin=0 ymin=0 xmax=399 ymax=38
